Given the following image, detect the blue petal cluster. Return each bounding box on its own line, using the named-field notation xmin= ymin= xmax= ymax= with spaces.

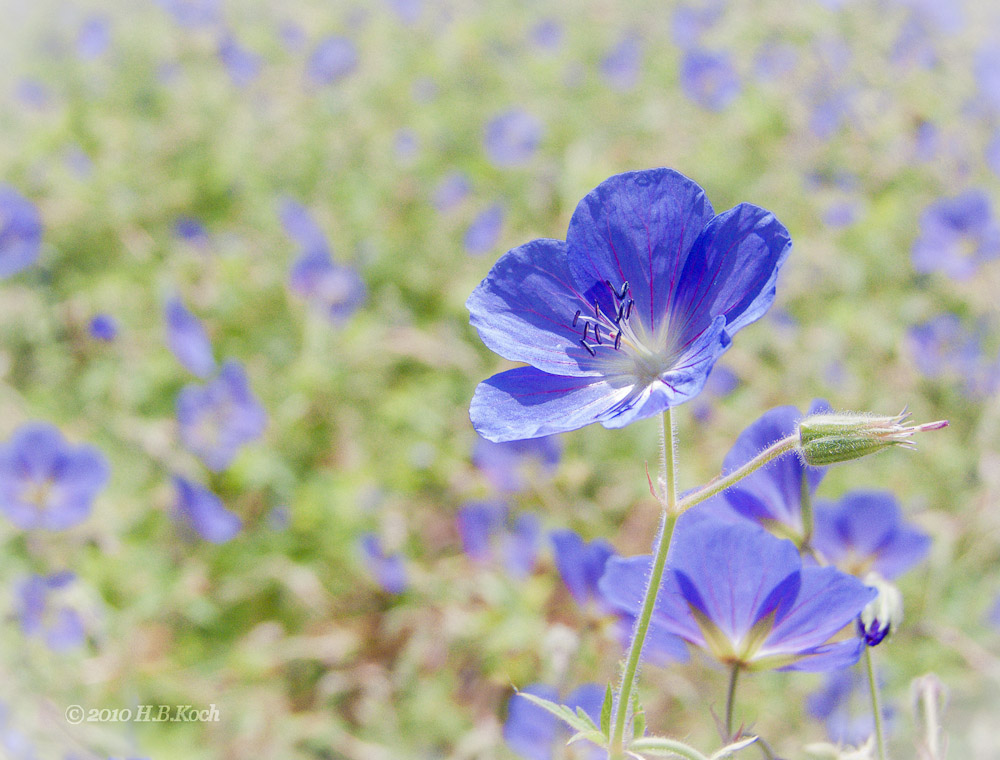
xmin=456 ymin=501 xmax=539 ymax=579
xmin=467 ymin=169 xmax=791 ymax=441
xmin=15 ymin=572 xmax=85 ymax=652
xmin=172 ymin=476 xmax=241 ymax=543
xmin=165 ymin=296 xmax=216 ymax=378
xmin=911 ymin=190 xmax=1000 ymax=280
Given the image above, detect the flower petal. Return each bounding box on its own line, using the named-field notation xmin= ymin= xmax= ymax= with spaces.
xmin=668 ymin=203 xmax=791 ymax=346
xmin=566 ymin=168 xmax=714 ymax=335
xmin=777 ymin=638 xmax=865 ymax=672
xmin=467 ymin=238 xmax=607 ymax=376
xmin=470 ymin=367 xmax=632 ymax=441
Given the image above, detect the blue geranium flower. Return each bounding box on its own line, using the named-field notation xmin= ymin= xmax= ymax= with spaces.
xmin=699 ymin=401 xmax=830 ymax=544
xmin=464 ymin=204 xmax=504 ymax=256
xmin=504 ymin=683 xmax=604 ymax=760
xmin=172 ymin=476 xmax=241 ymax=543
xmin=165 ymin=296 xmax=215 ymax=378
xmin=911 ymin=190 xmax=1000 ymax=280
xmin=76 ymin=15 xmax=111 ymax=60
xmin=88 ymin=313 xmax=119 ymax=342
xmin=15 ymin=572 xmax=86 ymax=652
xmin=218 ymin=34 xmax=262 ymax=88
xmin=359 ymin=534 xmax=408 ymax=593
xmin=0 ymin=423 xmax=109 ymax=531
xmin=908 ymin=313 xmax=1000 ymax=399
xmin=307 ymin=36 xmax=358 ymax=86
xmin=807 ymin=668 xmax=892 ymax=746
xmin=456 ymin=501 xmax=539 ymax=578
xmin=177 ymin=360 xmax=267 ymax=472
xmin=0 ymin=186 xmax=42 ymax=279
xmin=467 ymin=169 xmax=791 ymax=442
xmin=472 ymin=435 xmax=561 ymax=492
xmin=680 ymin=49 xmax=740 ymax=111
xmin=600 ymin=517 xmax=875 ymax=671
xmin=550 ymin=529 xmax=615 ymax=606
xmin=483 ymin=109 xmax=543 ymax=168
xmin=812 ymin=491 xmax=930 ymax=580
xmin=601 ymin=34 xmax=643 ymax=92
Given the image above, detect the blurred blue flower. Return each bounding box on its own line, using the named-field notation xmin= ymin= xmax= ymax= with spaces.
xmin=218 ymin=35 xmax=262 ymax=87
xmin=504 ymin=683 xmax=604 ymax=760
xmin=601 ymin=34 xmax=642 ymax=92
xmin=472 ymin=435 xmax=561 ymax=492
xmin=689 ymin=363 xmax=739 ymax=422
xmin=63 ymin=145 xmax=93 ymax=177
xmin=680 ymin=49 xmax=740 ymax=111
xmin=165 ymin=297 xmax=215 ymax=378
xmin=908 ymin=314 xmax=1000 ymax=398
xmin=280 ymin=198 xmax=328 ymax=253
xmin=307 ymin=36 xmax=358 ymax=86
xmin=456 ymin=501 xmax=539 ymax=578
xmin=393 ymin=128 xmax=419 ymax=164
xmin=155 ymin=0 xmax=221 ymax=28
xmin=528 ymin=19 xmax=563 ymax=51
xmin=807 ymin=669 xmax=889 ymax=746
xmin=15 ymin=79 xmax=50 ymax=110
xmin=988 ymin=594 xmax=1000 ymax=628
xmin=699 ymin=401 xmax=831 ymax=544
xmin=975 ymin=43 xmax=1000 ymax=111
xmin=76 ymin=15 xmax=111 ymax=60
xmin=88 ymin=313 xmax=118 ymax=341
xmin=387 ymin=0 xmax=422 ymax=25
xmin=173 ymin=216 xmax=209 ymax=245
xmin=177 ymin=360 xmax=267 ymax=472
xmin=0 ymin=423 xmax=109 ymax=531
xmin=911 ymin=190 xmax=1000 ymax=280
xmin=15 ymin=572 xmax=85 ymax=652
xmin=359 ymin=533 xmax=408 ymax=593
xmin=483 ymin=109 xmax=543 ymax=168
xmin=280 ymin=21 xmax=307 ymax=52
xmin=468 ymin=168 xmax=791 ymax=441
xmin=891 ymin=16 xmax=938 ymax=69
xmin=812 ymin=491 xmax=930 ymax=580
xmin=600 ymin=517 xmax=876 ymax=671
xmin=432 ymin=172 xmax=471 ymax=213
xmin=289 ymin=250 xmax=366 ymax=324
xmin=550 ymin=530 xmax=614 ymax=606
xmin=463 ymin=204 xmax=504 ymax=256
xmin=172 ymin=476 xmax=241 ymax=543
xmin=0 ymin=186 xmax=42 ymax=279
xmin=753 ymin=40 xmax=798 ymax=81
xmin=987 ymin=130 xmax=1000 ymax=177
xmin=671 ymin=3 xmax=723 ymax=49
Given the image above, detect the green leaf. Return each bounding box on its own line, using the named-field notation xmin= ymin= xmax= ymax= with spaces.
xmin=566 ymin=729 xmax=609 ymax=749
xmin=574 ymin=706 xmax=600 ymax=733
xmin=516 ymin=691 xmax=594 ymax=735
xmin=709 ymin=736 xmax=758 ymax=759
xmin=628 ymin=736 xmax=711 ymax=760
xmin=600 ymin=682 xmax=614 ymax=736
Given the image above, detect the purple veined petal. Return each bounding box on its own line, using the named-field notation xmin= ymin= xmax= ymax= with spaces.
xmin=172 ymin=476 xmax=241 ymax=543
xmin=164 ymin=297 xmax=215 ymax=378
xmin=667 ymin=202 xmax=791 ymax=347
xmin=468 ymin=238 xmax=618 ymax=377
xmin=470 ymin=366 xmax=634 ymax=442
xmin=503 ymin=683 xmax=560 ymax=760
xmin=761 ymin=565 xmax=875 ymax=656
xmin=778 ymin=638 xmax=865 ymax=672
xmin=566 ymin=169 xmax=715 ymax=336
xmin=550 ymin=529 xmax=615 ymax=604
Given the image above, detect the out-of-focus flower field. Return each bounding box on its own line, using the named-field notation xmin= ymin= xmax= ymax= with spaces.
xmin=1 ymin=0 xmax=999 ymax=758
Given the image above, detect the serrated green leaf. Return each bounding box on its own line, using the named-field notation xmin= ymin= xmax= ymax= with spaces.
xmin=575 ymin=706 xmax=600 ymax=733
xmin=567 ymin=729 xmax=608 ymax=748
xmin=629 ymin=736 xmax=711 ymax=760
xmin=516 ymin=692 xmax=594 ymax=734
xmin=600 ymin=682 xmax=614 ymax=736
xmin=709 ymin=736 xmax=758 ymax=759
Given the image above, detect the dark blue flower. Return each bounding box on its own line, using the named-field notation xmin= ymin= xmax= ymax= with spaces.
xmin=599 ymin=517 xmax=876 ymax=671
xmin=307 ymin=36 xmax=358 ymax=86
xmin=550 ymin=529 xmax=614 ymax=606
xmin=0 ymin=423 xmax=109 ymax=531
xmin=504 ymin=683 xmax=604 ymax=760
xmin=432 ymin=172 xmax=471 ymax=213
xmin=464 ymin=204 xmax=504 ymax=256
xmin=76 ymin=15 xmax=111 ymax=60
xmin=601 ymin=34 xmax=642 ymax=92
xmin=468 ymin=169 xmax=791 ymax=441
xmin=680 ymin=49 xmax=740 ymax=111
xmin=15 ymin=572 xmax=85 ymax=652
xmin=359 ymin=533 xmax=408 ymax=593
xmin=172 ymin=476 xmax=241 ymax=543
xmin=812 ymin=491 xmax=930 ymax=580
xmin=699 ymin=401 xmax=831 ymax=543
xmin=88 ymin=314 xmax=118 ymax=341
xmin=0 ymin=186 xmax=42 ymax=279
xmin=456 ymin=501 xmax=539 ymax=578
xmin=911 ymin=190 xmax=1000 ymax=280
xmin=177 ymin=360 xmax=266 ymax=472
xmin=218 ymin=34 xmax=262 ymax=87
xmin=165 ymin=297 xmax=215 ymax=378
xmin=173 ymin=216 xmax=208 ymax=245
xmin=472 ymin=435 xmax=561 ymax=492
xmin=484 ymin=109 xmax=543 ymax=168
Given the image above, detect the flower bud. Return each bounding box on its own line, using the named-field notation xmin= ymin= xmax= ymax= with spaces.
xmin=797 ymin=409 xmax=947 ymax=467
xmin=858 ymin=572 xmax=903 ymax=647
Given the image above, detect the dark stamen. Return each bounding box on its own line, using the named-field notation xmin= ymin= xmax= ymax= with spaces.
xmin=593 ymin=298 xmax=599 ymax=317
xmin=594 ymin=325 xmax=602 ymax=345
xmin=616 ymin=303 xmax=625 ymax=323
xmin=614 ymin=330 xmax=622 ymax=350
xmin=572 ymin=310 xmax=581 ymax=327
xmin=618 ymin=281 xmax=629 ymax=300
xmin=625 ymin=299 xmax=634 ymax=321
xmin=579 ymin=339 xmax=596 ymax=357
xmin=581 ymin=323 xmax=589 ymax=341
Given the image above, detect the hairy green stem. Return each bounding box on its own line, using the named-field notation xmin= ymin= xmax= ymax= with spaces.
xmin=675 ymin=435 xmax=798 ymax=514
xmin=609 ymin=409 xmax=678 ymax=758
xmin=725 ymin=663 xmax=740 ymax=740
xmin=865 ymin=647 xmax=888 ymax=760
